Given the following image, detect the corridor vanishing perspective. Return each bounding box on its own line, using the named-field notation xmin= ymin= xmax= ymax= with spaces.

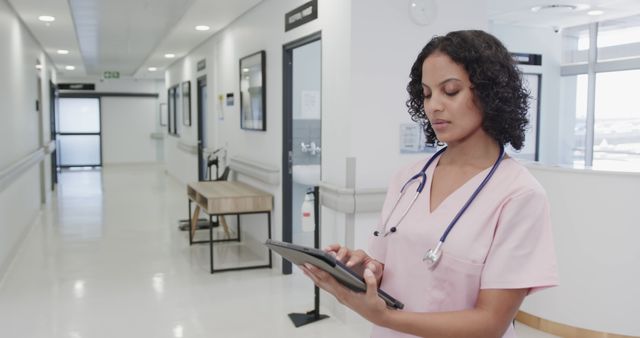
xmin=0 ymin=165 xmax=369 ymax=337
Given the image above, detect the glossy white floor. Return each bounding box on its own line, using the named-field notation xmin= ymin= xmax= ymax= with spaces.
xmin=0 ymin=164 xmax=559 ymax=338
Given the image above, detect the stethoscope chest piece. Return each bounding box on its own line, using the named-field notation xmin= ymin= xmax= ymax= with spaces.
xmin=422 ymin=241 xmax=443 ymax=267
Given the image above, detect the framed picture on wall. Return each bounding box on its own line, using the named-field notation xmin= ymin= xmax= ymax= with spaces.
xmin=167 ymin=87 xmax=175 ymax=134
xmin=182 ymin=81 xmax=191 ymax=126
xmin=168 ymin=85 xmax=180 ymax=135
xmin=239 ymin=50 xmax=266 ymax=131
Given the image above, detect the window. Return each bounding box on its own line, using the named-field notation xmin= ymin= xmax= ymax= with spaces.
xmin=593 ymin=70 xmax=640 ymax=170
xmin=560 ymin=75 xmax=588 ymax=167
xmin=562 ymin=26 xmax=589 ymax=64
xmin=560 ymin=15 xmax=640 ymax=171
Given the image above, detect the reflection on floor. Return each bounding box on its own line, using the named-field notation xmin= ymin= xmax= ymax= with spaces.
xmin=0 ymin=164 xmax=558 ymax=338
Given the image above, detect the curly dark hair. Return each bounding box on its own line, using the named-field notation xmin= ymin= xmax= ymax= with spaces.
xmin=406 ymin=30 xmax=530 ymax=150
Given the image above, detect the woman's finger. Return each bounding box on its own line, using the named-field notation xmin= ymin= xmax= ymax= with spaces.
xmin=336 ymin=246 xmax=350 ymax=262
xmin=324 ymin=243 xmax=342 ymax=253
xmin=363 ymin=268 xmax=378 ymax=299
xmin=346 ymin=249 xmax=367 ymax=267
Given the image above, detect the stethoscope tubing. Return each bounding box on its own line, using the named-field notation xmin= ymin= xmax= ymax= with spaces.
xmin=375 ymin=145 xmax=505 ymax=243
xmin=437 ymin=146 xmax=505 ymax=242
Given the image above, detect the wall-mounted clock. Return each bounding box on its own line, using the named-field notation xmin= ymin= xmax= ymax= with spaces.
xmin=409 ymin=0 xmax=437 ymax=26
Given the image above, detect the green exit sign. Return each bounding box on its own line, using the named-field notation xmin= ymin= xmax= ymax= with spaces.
xmin=104 ymin=71 xmax=120 ymax=79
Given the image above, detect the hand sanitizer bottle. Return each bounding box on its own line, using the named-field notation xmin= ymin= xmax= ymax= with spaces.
xmin=301 ymin=192 xmax=315 ymax=232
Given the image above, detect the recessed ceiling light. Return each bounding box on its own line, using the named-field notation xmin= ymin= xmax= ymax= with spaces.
xmin=164 ymin=53 xmax=176 ymax=59
xmin=148 ymin=67 xmax=158 ymax=72
xmin=242 ymin=68 xmax=249 ymax=73
xmin=587 ymin=10 xmax=604 ymax=16
xmin=65 ymin=65 xmax=75 ymax=70
xmin=531 ymin=4 xmax=590 ymax=12
xmin=38 ymin=15 xmax=55 ymax=22
xmin=57 ymin=49 xmax=69 ymax=55
xmin=195 ymin=25 xmax=210 ymax=31
xmin=35 ymin=65 xmax=42 ymax=70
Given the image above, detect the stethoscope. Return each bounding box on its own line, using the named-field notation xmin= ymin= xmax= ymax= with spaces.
xmin=373 ymin=145 xmax=505 ymax=267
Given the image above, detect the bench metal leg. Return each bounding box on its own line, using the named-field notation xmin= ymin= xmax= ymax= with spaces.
xmin=210 ymin=214 xmax=214 ymax=273
xmin=237 ymin=214 xmax=241 ymax=242
xmin=209 ymin=211 xmax=273 ymax=274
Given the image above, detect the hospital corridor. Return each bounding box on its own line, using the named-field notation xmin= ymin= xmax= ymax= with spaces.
xmin=1 ymin=0 xmax=639 ymax=337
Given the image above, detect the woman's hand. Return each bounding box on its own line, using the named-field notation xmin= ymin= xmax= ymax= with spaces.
xmin=299 ymin=263 xmax=389 ymax=326
xmin=324 ymin=244 xmax=384 ymax=285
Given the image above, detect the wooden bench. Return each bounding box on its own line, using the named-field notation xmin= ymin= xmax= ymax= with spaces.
xmin=187 ymin=181 xmax=273 ymax=273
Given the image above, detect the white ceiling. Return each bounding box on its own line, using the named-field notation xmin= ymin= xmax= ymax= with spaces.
xmin=7 ymin=0 xmax=640 ymax=80
xmin=488 ymin=0 xmax=640 ymax=28
xmin=8 ymin=0 xmax=262 ymax=79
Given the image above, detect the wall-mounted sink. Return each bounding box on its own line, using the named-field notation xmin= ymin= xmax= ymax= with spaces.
xmin=292 ymin=164 xmax=320 ymax=186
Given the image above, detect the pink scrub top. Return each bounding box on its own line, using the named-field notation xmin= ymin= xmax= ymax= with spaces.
xmin=368 ymin=156 xmax=559 ymax=338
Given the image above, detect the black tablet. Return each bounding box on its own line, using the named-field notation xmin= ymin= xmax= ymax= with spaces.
xmin=265 ymin=239 xmax=404 ymax=310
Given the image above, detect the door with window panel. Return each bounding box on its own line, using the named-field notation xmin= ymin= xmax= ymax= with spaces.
xmin=56 ymin=97 xmax=102 ymax=167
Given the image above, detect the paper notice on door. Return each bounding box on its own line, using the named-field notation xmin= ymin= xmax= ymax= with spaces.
xmin=300 ymin=90 xmax=320 ymax=119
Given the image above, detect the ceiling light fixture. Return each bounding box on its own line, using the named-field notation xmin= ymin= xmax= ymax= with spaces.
xmin=38 ymin=15 xmax=55 ymax=22
xmin=65 ymin=65 xmax=75 ymax=70
xmin=587 ymin=10 xmax=604 ymax=16
xmin=164 ymin=53 xmax=176 ymax=59
xmin=148 ymin=67 xmax=158 ymax=72
xmin=531 ymin=4 xmax=590 ymax=12
xmin=57 ymin=49 xmax=69 ymax=55
xmin=195 ymin=25 xmax=210 ymax=31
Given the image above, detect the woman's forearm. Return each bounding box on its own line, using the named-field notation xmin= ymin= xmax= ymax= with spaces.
xmin=377 ymin=289 xmax=526 ymax=338
xmin=381 ymin=308 xmax=504 ymax=338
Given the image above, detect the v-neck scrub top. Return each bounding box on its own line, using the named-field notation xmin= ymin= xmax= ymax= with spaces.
xmin=369 ymin=156 xmax=559 ymax=338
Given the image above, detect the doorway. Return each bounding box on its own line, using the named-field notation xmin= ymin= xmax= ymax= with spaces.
xmin=282 ymin=32 xmax=322 ymax=274
xmin=49 ymin=81 xmax=57 ymax=190
xmin=55 ymin=96 xmax=102 ymax=169
xmin=197 ymin=76 xmax=208 ymax=181
xmin=36 ymin=74 xmax=46 ymax=204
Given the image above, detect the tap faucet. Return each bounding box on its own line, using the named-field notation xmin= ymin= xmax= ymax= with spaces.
xmin=301 ymin=142 xmax=321 ymax=155
xmin=310 ymin=142 xmax=321 ymax=155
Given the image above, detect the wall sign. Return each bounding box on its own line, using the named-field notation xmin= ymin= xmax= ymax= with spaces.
xmin=399 ymin=123 xmax=436 ymax=154
xmin=285 ymin=0 xmax=318 ymax=32
xmin=58 ymin=83 xmax=95 ymax=90
xmin=511 ymin=53 xmax=542 ymax=66
xmin=226 ymin=93 xmax=234 ymax=106
xmin=104 ymin=71 xmax=120 ymax=79
xmin=197 ymin=59 xmax=206 ymax=71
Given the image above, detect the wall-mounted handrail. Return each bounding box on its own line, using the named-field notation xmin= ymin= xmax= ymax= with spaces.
xmin=319 ymin=182 xmax=385 ymax=214
xmin=228 ymin=156 xmax=279 ymax=186
xmin=177 ymin=141 xmax=198 ymax=155
xmin=0 ymin=141 xmax=54 ymax=192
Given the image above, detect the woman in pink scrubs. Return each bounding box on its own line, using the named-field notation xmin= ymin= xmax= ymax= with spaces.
xmin=301 ymin=30 xmax=559 ymax=338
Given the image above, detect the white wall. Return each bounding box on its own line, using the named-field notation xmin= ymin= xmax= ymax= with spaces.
xmin=526 ymin=166 xmax=640 ymax=336
xmin=101 ymin=97 xmax=159 ymax=164
xmin=0 ymin=0 xmax=54 ymax=279
xmin=57 ymin=77 xmax=164 ymax=164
